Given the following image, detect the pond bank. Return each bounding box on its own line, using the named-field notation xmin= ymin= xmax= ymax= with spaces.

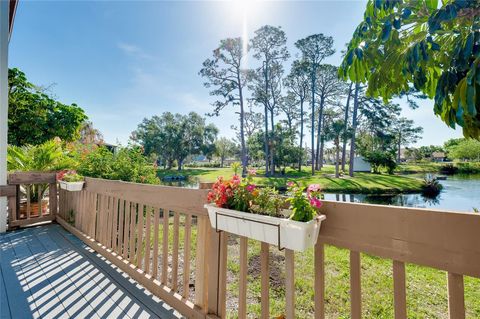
xmin=157 ymin=167 xmax=425 ymax=194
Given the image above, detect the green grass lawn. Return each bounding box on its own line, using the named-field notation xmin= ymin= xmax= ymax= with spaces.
xmin=224 ymin=237 xmax=480 ymax=318
xmin=145 ymin=218 xmax=480 ymax=318
xmin=157 ymin=166 xmax=424 ymax=194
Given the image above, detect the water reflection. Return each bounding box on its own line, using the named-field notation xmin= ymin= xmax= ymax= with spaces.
xmin=158 ymin=173 xmax=480 ymax=213
xmin=325 ymin=174 xmax=480 ymax=213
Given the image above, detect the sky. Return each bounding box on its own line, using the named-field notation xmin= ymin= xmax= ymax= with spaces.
xmin=9 ymin=0 xmax=462 ymax=147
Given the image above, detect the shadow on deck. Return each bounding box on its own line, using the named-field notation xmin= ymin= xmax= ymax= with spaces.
xmin=0 ymin=224 xmax=183 ymax=319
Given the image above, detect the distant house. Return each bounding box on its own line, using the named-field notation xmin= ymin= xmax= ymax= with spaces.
xmin=431 ymin=152 xmax=447 ymax=162
xmin=353 ymin=157 xmax=371 ymax=172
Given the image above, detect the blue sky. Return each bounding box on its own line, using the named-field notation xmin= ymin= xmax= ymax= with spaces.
xmin=9 ymin=0 xmax=462 ymax=146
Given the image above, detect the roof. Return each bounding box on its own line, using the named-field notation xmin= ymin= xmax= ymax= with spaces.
xmin=432 ymin=152 xmax=446 ymax=158
xmin=9 ymin=0 xmax=18 ymax=41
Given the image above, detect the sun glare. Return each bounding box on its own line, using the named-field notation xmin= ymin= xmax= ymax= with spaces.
xmin=231 ymin=0 xmax=259 ymax=64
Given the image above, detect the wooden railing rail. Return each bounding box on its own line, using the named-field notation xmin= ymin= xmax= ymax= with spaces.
xmin=6 ymin=171 xmax=57 ymax=230
xmin=208 ymin=200 xmax=480 ymax=319
xmin=57 ymin=177 xmax=217 ymax=319
xmin=57 ymin=178 xmax=480 ymax=319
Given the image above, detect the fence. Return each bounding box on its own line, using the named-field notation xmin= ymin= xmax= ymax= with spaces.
xmin=5 ymin=172 xmax=57 ymax=230
xmin=57 ymin=177 xmax=480 ymax=319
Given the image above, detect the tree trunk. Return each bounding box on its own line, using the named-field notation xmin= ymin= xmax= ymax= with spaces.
xmin=348 ymin=83 xmax=360 ymax=177
xmin=270 ymin=109 xmax=275 ymax=176
xmin=315 ymin=96 xmax=324 ymax=171
xmin=220 ymin=156 xmax=224 ymax=168
xmin=264 ymin=105 xmax=269 ymax=175
xmin=341 ymin=82 xmax=353 ymax=171
xmin=177 ymin=159 xmax=183 ymax=171
xmin=310 ymin=71 xmax=316 ymax=176
xmin=397 ymin=132 xmax=402 ymax=164
xmin=298 ymin=99 xmax=304 ymax=172
xmin=335 ymin=140 xmax=340 ymax=178
xmin=319 ymin=137 xmax=325 ymax=169
xmin=238 ymin=72 xmax=247 ymax=177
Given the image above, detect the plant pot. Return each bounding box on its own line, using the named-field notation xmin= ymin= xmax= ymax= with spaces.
xmin=59 ymin=181 xmax=84 ymax=192
xmin=19 ymin=201 xmax=48 ymax=218
xmin=204 ymin=204 xmax=326 ymax=252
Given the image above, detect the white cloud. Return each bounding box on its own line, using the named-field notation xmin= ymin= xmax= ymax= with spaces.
xmin=117 ymin=42 xmax=155 ymax=60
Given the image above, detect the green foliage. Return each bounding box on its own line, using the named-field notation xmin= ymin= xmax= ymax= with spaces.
xmin=286 ymin=183 xmax=320 ymax=222
xmin=7 ymin=139 xmax=74 ymax=202
xmin=7 ymin=139 xmax=73 ymax=172
xmin=8 ymin=68 xmax=87 ymax=146
xmin=131 ymin=112 xmax=218 ymax=170
xmin=250 ymin=187 xmax=285 ymax=217
xmin=214 ymin=137 xmax=237 ymax=167
xmin=363 ymin=150 xmax=397 ymax=174
xmin=340 ymin=0 xmax=480 ymax=138
xmin=421 ymin=174 xmax=443 ymax=197
xmin=446 ymin=138 xmax=480 ymax=160
xmin=231 ymin=162 xmax=241 ymax=175
xmin=77 ymin=146 xmax=159 ymax=184
xmin=61 ymin=173 xmax=84 ymax=182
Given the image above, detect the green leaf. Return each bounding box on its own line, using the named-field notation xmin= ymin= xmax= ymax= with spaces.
xmin=382 ymin=20 xmax=392 ymax=42
xmin=426 ymin=0 xmax=438 ymax=11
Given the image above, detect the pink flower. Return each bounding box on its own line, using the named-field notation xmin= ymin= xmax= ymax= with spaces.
xmin=309 ymin=197 xmax=322 ymax=209
xmin=247 ymin=168 xmax=257 ymax=176
xmin=287 ymin=181 xmax=295 ymax=187
xmin=307 ymin=184 xmax=321 ymax=193
xmin=246 ymin=184 xmax=256 ymax=192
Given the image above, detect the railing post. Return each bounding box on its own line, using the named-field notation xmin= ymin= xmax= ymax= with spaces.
xmin=206 ymin=226 xmax=227 ymax=318
xmin=49 ymin=182 xmax=57 ymax=218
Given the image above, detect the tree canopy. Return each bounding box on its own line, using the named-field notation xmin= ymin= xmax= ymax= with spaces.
xmin=340 ymin=0 xmax=480 ymax=138
xmin=131 ymin=112 xmax=218 ymax=170
xmin=8 ymin=68 xmax=87 ymax=146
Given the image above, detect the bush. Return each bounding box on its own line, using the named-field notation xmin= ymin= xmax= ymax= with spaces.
xmin=363 ymin=151 xmax=397 ymax=174
xmin=78 ymin=146 xmax=159 ymax=184
xmin=421 ymin=174 xmax=443 ymax=198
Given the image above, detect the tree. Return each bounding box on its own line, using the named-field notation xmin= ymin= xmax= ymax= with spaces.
xmin=393 ymin=117 xmax=423 ymax=163
xmin=278 ymin=92 xmax=300 ymax=132
xmin=295 ymin=34 xmax=335 ymax=175
xmin=314 ymin=64 xmax=347 ymax=170
xmin=250 ymin=25 xmax=290 ymax=175
xmin=8 ymin=68 xmax=87 ymax=146
xmin=78 ymin=121 xmax=104 ymax=145
xmin=200 ymin=38 xmax=249 ymax=175
xmin=341 ymin=82 xmax=354 ymax=171
xmin=325 ymin=120 xmax=345 ymax=178
xmin=340 ymin=0 xmax=480 ymax=139
xmin=284 ymin=60 xmax=310 ymax=171
xmin=131 ymin=112 xmax=218 ymax=170
xmin=446 ymin=138 xmax=480 ymax=161
xmin=215 ymin=137 xmax=237 ymax=167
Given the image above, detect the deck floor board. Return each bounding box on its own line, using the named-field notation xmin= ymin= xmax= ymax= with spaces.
xmin=0 ymin=224 xmax=183 ymax=319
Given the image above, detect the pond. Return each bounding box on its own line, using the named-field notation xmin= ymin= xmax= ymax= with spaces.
xmin=324 ymin=174 xmax=480 ymax=213
xmin=159 ymin=174 xmax=480 ymax=213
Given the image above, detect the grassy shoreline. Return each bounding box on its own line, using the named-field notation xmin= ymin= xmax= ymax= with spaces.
xmin=157 ymin=166 xmax=424 ymax=194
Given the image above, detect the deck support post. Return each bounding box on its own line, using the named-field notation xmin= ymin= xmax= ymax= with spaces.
xmin=0 ymin=0 xmax=10 ymax=233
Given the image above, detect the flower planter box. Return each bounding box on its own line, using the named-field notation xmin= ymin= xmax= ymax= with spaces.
xmin=59 ymin=181 xmax=84 ymax=192
xmin=205 ymin=204 xmax=326 ymax=252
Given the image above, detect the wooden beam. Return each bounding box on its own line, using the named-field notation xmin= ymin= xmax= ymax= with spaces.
xmin=318 ymin=201 xmax=480 ymax=278
xmin=8 ymin=172 xmax=57 ymax=184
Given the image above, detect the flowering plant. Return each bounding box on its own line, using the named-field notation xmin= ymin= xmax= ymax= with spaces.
xmin=207 ymin=172 xmax=323 ymax=222
xmin=285 ymin=182 xmax=322 ymax=222
xmin=57 ymin=170 xmax=84 ymax=182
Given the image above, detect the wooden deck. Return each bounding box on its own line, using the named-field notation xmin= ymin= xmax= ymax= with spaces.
xmin=0 ymin=224 xmax=184 ymax=319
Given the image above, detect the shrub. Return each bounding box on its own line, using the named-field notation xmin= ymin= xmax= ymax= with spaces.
xmin=421 ymin=174 xmax=443 ymax=198
xmin=78 ymin=146 xmax=159 ymax=184
xmin=363 ymin=150 xmax=397 ymax=174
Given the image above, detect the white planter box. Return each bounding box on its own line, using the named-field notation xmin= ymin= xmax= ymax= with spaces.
xmin=59 ymin=181 xmax=84 ymax=192
xmin=205 ymin=204 xmax=326 ymax=252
